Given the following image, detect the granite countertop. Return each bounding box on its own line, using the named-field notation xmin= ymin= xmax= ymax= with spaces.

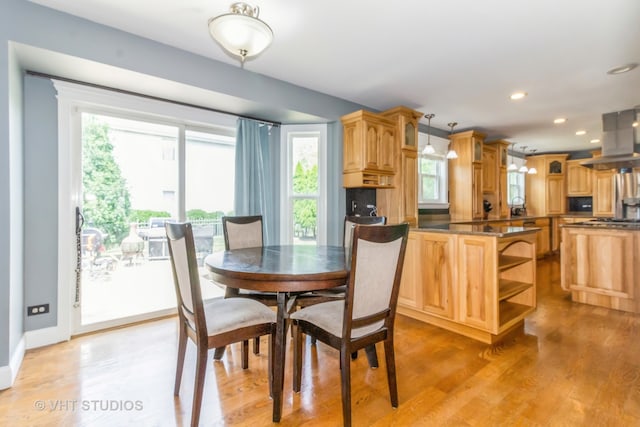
xmin=562 ymin=221 xmax=640 ymax=230
xmin=415 ymin=223 xmax=540 ymax=237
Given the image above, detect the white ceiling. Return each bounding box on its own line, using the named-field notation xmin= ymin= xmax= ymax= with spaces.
xmin=28 ymin=0 xmax=640 ymax=153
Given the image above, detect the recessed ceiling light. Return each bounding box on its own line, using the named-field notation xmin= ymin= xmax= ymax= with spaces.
xmin=590 ymin=139 xmax=600 ymax=144
xmin=576 ymin=130 xmax=586 ymax=136
xmin=633 ymin=121 xmax=639 ymax=128
xmin=606 ymin=63 xmax=638 ymax=75
xmin=510 ymin=92 xmax=527 ymax=100
xmin=553 ymin=118 xmax=567 ymax=124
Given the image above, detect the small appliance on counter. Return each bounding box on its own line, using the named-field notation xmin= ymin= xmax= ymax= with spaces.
xmin=510 ymin=196 xmax=526 ymax=217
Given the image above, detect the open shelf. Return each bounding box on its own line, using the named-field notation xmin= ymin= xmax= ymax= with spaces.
xmin=498 ymin=255 xmax=530 ymax=271
xmin=498 ymin=279 xmax=533 ymax=301
xmin=499 ymin=301 xmax=533 ymax=327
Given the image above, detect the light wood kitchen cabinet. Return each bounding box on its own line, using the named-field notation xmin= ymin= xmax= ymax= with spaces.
xmin=483 ymin=140 xmax=510 ymax=218
xmin=552 ymin=216 xmax=594 ymax=251
xmin=532 ymin=218 xmax=550 ymax=257
xmin=482 ymin=144 xmax=497 ymax=193
xmin=525 ymin=154 xmax=568 ymax=216
xmin=342 ymin=109 xmax=396 ymax=188
xmin=593 ymin=169 xmax=615 ymax=217
xmin=566 ymin=159 xmax=592 ymax=196
xmin=397 ymin=229 xmax=537 ymax=344
xmin=561 ymin=226 xmax=640 ymax=313
xmin=449 ymin=130 xmax=486 ymax=221
xmin=377 ymin=106 xmax=422 ymax=225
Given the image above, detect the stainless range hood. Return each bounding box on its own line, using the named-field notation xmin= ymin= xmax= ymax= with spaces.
xmin=581 ymin=109 xmax=640 ymax=170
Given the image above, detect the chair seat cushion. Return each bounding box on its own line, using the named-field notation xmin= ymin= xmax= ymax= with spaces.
xmin=290 ymin=300 xmax=383 ymax=339
xmin=203 ymin=297 xmax=276 ymax=336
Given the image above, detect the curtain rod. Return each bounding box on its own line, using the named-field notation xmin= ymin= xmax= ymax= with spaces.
xmin=25 ymin=70 xmax=281 ymax=127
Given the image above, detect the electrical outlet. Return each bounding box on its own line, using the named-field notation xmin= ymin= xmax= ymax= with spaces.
xmin=351 ymin=201 xmax=357 ymax=212
xmin=27 ymin=304 xmax=50 ymax=316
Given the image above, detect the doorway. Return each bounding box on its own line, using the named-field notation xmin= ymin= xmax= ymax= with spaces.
xmin=74 ymin=112 xmax=233 ymax=334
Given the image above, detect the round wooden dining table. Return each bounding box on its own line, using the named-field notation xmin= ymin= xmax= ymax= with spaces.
xmin=204 ymin=245 xmax=348 ymax=423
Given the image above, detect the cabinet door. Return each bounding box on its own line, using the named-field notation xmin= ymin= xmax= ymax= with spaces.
xmin=593 ymin=170 xmax=615 ymax=217
xmin=546 ymin=176 xmax=566 ymax=214
xmin=482 ymin=146 xmax=497 ymax=192
xmin=499 ymin=168 xmax=509 ymax=217
xmin=458 ymin=235 xmax=495 ymax=331
xmin=402 ymin=150 xmax=418 ymax=225
xmin=535 ymin=219 xmax=550 ymax=256
xmin=567 ymin=161 xmax=592 ymax=196
xmin=473 ymin=164 xmax=484 ymax=219
xmin=421 ymin=234 xmax=455 ymax=319
xmin=364 ymin=121 xmax=379 ymax=170
xmin=342 ymin=122 xmax=362 ymax=172
xmin=378 ymin=124 xmax=395 ymax=172
xmin=398 ymin=232 xmax=422 ymax=308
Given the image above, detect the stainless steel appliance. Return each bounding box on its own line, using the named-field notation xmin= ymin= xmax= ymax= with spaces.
xmin=581 ymin=109 xmax=640 ymax=170
xmin=616 ymin=168 xmax=640 ymax=220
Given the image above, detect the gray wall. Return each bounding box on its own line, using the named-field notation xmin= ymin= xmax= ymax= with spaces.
xmin=0 ymin=0 xmax=370 ymax=367
xmin=23 ymin=76 xmax=58 ymax=331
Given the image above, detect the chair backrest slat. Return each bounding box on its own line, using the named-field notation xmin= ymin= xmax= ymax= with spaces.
xmin=165 ymin=222 xmax=206 ymax=338
xmin=223 ymin=215 xmax=264 ymax=250
xmin=343 ymin=223 xmax=408 ymax=339
xmin=343 ymin=215 xmax=386 ymax=250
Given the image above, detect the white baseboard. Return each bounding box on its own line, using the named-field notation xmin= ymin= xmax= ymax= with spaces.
xmin=0 ymin=335 xmax=25 ymax=390
xmin=25 ymin=326 xmax=67 ymax=350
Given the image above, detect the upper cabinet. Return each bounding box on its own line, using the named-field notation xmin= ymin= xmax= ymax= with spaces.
xmin=377 ymin=106 xmax=422 ymax=226
xmin=484 ymin=140 xmax=510 ymax=218
xmin=566 ymin=159 xmax=592 ymax=196
xmin=342 ymin=110 xmax=396 ymax=188
xmin=525 ymin=154 xmax=568 ymax=216
xmin=449 ymin=130 xmax=487 ymax=221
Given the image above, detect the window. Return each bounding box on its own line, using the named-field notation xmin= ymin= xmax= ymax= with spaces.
xmin=417 ymin=132 xmax=449 ymax=208
xmin=280 ymin=125 xmax=327 ymax=245
xmin=508 ymin=171 xmax=525 ymax=205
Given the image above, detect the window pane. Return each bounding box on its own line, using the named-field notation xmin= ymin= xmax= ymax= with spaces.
xmin=185 ymin=130 xmax=235 ymax=254
xmin=293 ymin=198 xmax=317 ymax=245
xmin=291 ymin=136 xmax=318 ymax=195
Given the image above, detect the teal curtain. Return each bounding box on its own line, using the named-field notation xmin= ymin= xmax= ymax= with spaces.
xmin=234 ymin=118 xmax=278 ymax=244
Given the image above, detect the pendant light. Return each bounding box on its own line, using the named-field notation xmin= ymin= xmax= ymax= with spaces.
xmin=507 ymin=142 xmax=518 ymax=171
xmin=527 ymin=149 xmax=538 ymax=174
xmin=422 ymin=114 xmax=436 ymax=155
xmin=446 ymin=122 xmax=458 ymax=159
xmin=518 ymin=145 xmax=529 ymax=173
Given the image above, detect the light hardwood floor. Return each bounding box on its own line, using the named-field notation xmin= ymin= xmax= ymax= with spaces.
xmin=1 ymin=255 xmax=639 ymax=426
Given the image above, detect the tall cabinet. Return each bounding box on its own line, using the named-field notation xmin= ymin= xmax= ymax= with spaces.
xmin=483 ymin=140 xmax=510 ymax=218
xmin=449 ymin=130 xmax=486 ymax=221
xmin=377 ymin=107 xmax=422 ymax=226
xmin=525 ymin=154 xmax=568 ymax=216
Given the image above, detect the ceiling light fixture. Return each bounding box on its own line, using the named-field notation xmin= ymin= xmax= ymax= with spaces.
xmin=446 ymin=122 xmax=458 ymax=159
xmin=518 ymin=145 xmax=529 ymax=173
xmin=553 ymin=118 xmax=567 ymax=124
xmin=208 ymin=2 xmax=273 ymax=66
xmin=575 ymin=130 xmax=586 ymax=136
xmin=590 ymin=139 xmax=600 ymax=144
xmin=606 ymin=63 xmax=638 ymax=75
xmin=527 ymin=149 xmax=538 ymax=174
xmin=633 ymin=121 xmax=639 ymax=128
xmin=422 ymin=114 xmax=436 ymax=155
xmin=510 ymin=91 xmax=527 ymax=100
xmin=507 ymin=142 xmax=518 ymax=171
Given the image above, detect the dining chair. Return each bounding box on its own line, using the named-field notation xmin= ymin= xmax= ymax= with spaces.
xmin=297 ymin=215 xmax=387 ymax=366
xmin=290 ymin=223 xmax=409 ymax=427
xmin=216 ymin=215 xmax=278 ymax=358
xmin=165 ymin=222 xmax=276 ymax=427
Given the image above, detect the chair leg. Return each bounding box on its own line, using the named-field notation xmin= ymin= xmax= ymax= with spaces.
xmin=242 ymin=340 xmax=249 ymax=369
xmin=213 ymin=346 xmax=226 ymax=360
xmin=292 ymin=322 xmax=303 ymax=392
xmin=268 ymin=331 xmax=274 ymax=398
xmin=191 ymin=344 xmax=208 ymax=427
xmin=384 ymin=338 xmax=398 ymax=408
xmin=339 ymin=348 xmax=352 ymax=427
xmin=174 ymin=324 xmax=187 ymax=396
xmin=364 ymin=344 xmax=379 ymax=369
xmin=253 ymin=336 xmax=260 ymax=354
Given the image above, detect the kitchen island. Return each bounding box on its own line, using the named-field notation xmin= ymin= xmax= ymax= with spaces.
xmin=561 ymin=220 xmax=640 ymax=313
xmin=398 ymin=224 xmax=538 ymax=344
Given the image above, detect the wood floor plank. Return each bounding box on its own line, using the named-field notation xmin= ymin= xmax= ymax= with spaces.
xmin=1 ymin=255 xmax=639 ymax=426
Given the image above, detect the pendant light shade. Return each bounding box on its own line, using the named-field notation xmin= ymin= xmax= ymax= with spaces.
xmin=208 ymin=2 xmax=273 ymax=64
xmin=507 ymin=142 xmax=518 ymax=170
xmin=446 ymin=122 xmax=458 ymax=159
xmin=422 ymin=113 xmax=436 ymax=155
